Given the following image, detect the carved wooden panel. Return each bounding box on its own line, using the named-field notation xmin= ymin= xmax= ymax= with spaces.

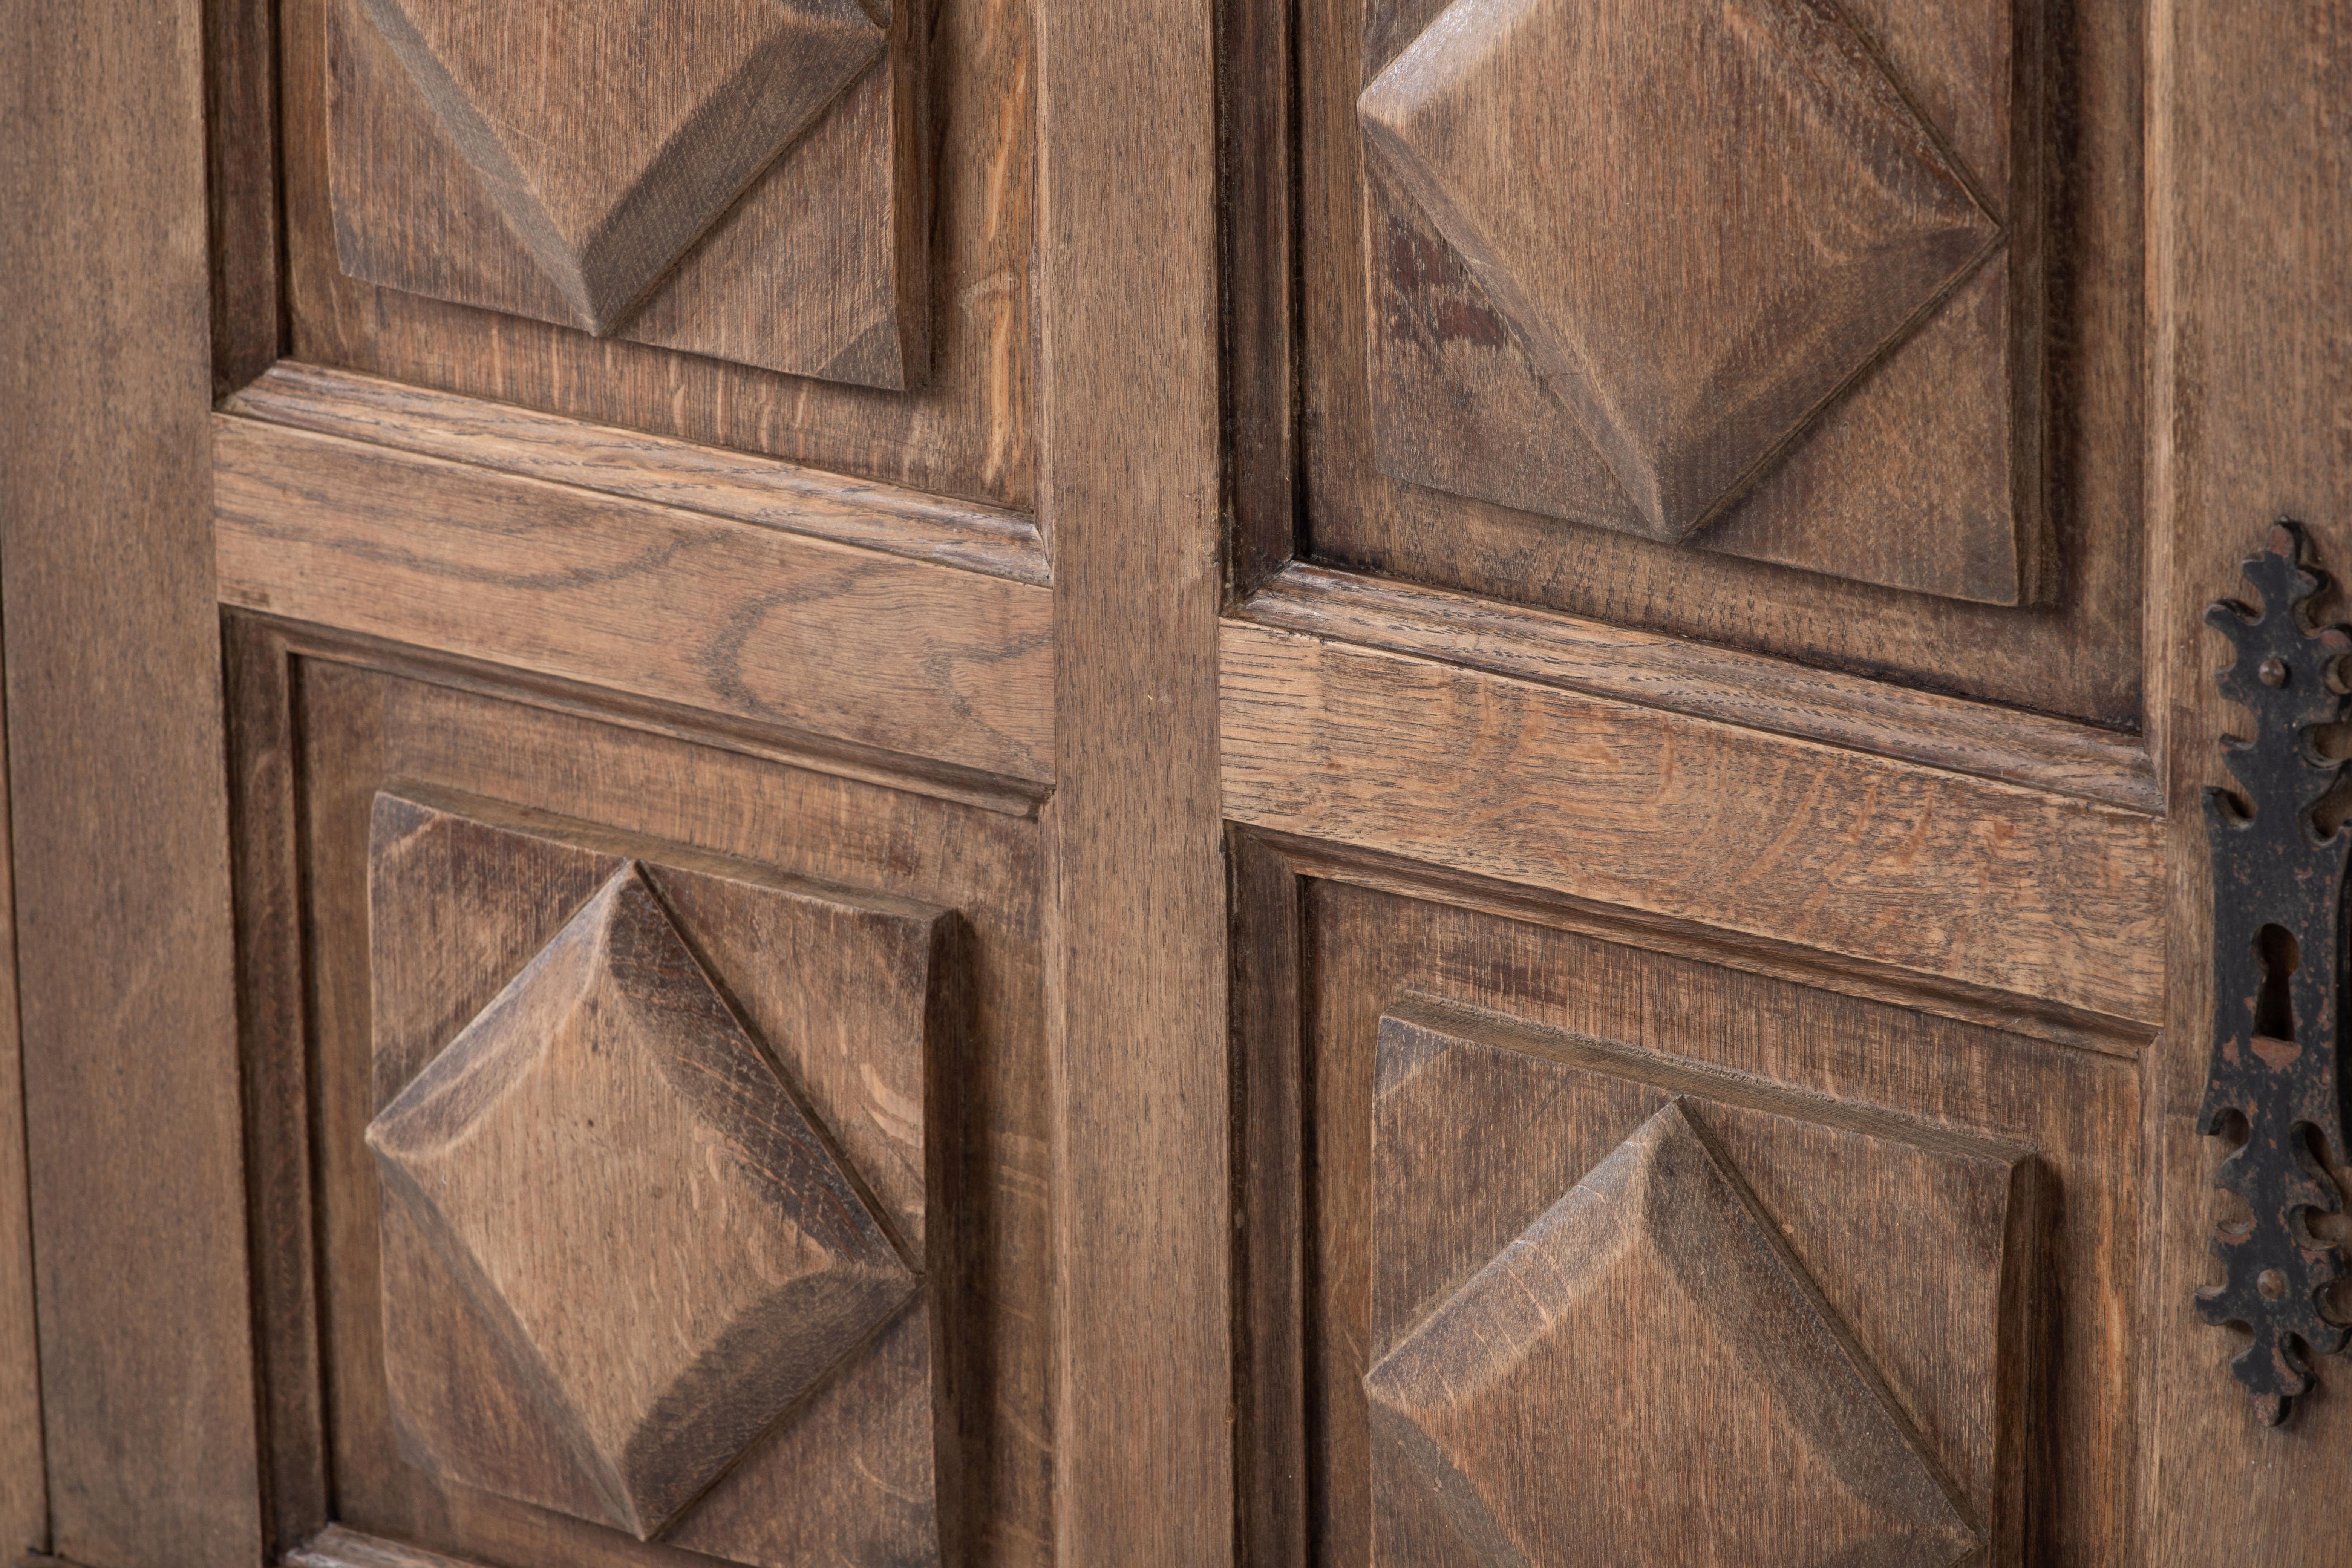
xmin=367 ymin=787 xmax=951 ymax=1565
xmin=1356 ymin=0 xmax=2041 ymax=603
xmin=1364 ymin=998 xmax=2038 ymax=1566
xmin=328 ymin=0 xmax=927 ymax=388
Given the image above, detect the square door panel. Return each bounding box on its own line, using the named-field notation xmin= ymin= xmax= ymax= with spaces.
xmin=1358 ymin=0 xmax=2036 ymax=605
xmin=229 ymin=628 xmax=1055 ymax=1568
xmin=326 ymin=0 xmax=928 ymax=389
xmin=1365 ymin=1000 xmax=2029 ymax=1567
xmin=366 ymin=788 xmax=945 ymax=1553
xmin=1237 ymin=864 xmax=2144 ymax=1566
xmin=1288 ymin=0 xmax=2145 ymax=725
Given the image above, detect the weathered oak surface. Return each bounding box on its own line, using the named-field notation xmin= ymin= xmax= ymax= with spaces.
xmin=1 ymin=0 xmax=263 ymax=1560
xmin=328 ymin=0 xmax=926 ymax=384
xmin=1222 ymin=622 xmax=2165 ymax=1024
xmin=213 ymin=416 xmax=1054 ymax=782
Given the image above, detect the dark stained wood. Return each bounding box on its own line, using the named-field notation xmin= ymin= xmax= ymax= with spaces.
xmin=1223 ymin=621 xmax=2165 ymax=1024
xmin=1263 ymin=877 xmax=2138 ymax=1567
xmin=223 ymin=620 xmax=332 ymax=1557
xmin=1219 ymin=0 xmax=1300 ymax=599
xmin=326 ymin=0 xmax=927 ymax=386
xmin=1356 ymin=0 xmax=2031 ymax=604
xmin=1366 ymin=1001 xmax=2032 ymax=1565
xmin=2142 ymin=0 xmax=2352 ymax=1553
xmin=0 ymin=612 xmax=43 ymax=1559
xmin=234 ymin=649 xmax=1050 ymax=1567
xmin=1034 ymin=0 xmax=1231 ymax=1560
xmin=205 ymin=0 xmax=283 ymax=390
xmin=213 ymin=416 xmax=1054 ymax=783
xmin=280 ymin=0 xmax=1029 ymax=508
xmin=1241 ymin=563 xmax=2160 ymax=810
xmin=227 ymin=364 xmax=1048 ymax=584
xmin=1230 ymin=831 xmax=1308 ymax=1568
xmin=0 ymin=0 xmax=265 ymax=1559
xmin=1287 ymin=0 xmax=2142 ymax=721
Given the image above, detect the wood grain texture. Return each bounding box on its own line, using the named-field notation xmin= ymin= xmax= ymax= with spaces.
xmin=1223 ymin=622 xmax=2165 ymax=1025
xmin=1230 ymin=831 xmax=1308 ymax=1568
xmin=0 ymin=606 xmax=43 ymax=1559
xmin=1358 ymin=0 xmax=2017 ymax=595
xmin=1366 ymin=1003 xmax=2030 ymax=1566
xmin=0 ymin=0 xmax=265 ymax=1557
xmin=327 ymin=0 xmax=927 ymax=386
xmin=223 ymin=622 xmax=333 ymax=1557
xmin=1271 ymin=881 xmax=2139 ymax=1568
xmin=1287 ymin=0 xmax=2139 ymax=721
xmin=206 ymin=0 xmax=283 ymax=389
xmin=367 ymin=842 xmax=925 ymax=1539
xmin=282 ymin=0 xmax=1028 ymax=506
xmin=227 ymin=364 xmax=1047 ymax=583
xmin=2143 ymin=0 xmax=2352 ymax=1559
xmin=213 ymin=416 xmax=1053 ymax=782
xmin=1035 ymin=0 xmax=1231 ymax=1559
xmin=243 ymin=656 xmax=1048 ymax=1566
xmin=1241 ymin=564 xmax=2159 ymax=809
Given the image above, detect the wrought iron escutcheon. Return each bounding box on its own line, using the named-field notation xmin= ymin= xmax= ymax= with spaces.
xmin=2201 ymin=521 xmax=2352 ymax=1425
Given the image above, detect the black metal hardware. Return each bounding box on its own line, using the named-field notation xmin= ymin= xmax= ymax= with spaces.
xmin=2200 ymin=520 xmax=2352 ymax=1425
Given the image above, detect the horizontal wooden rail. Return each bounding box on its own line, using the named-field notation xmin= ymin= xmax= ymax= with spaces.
xmin=1238 ymin=564 xmax=2161 ymax=812
xmin=227 ymin=364 xmax=1049 ymax=584
xmin=1223 ymin=621 xmax=2165 ymax=1027
xmin=214 ymin=416 xmax=1054 ymax=784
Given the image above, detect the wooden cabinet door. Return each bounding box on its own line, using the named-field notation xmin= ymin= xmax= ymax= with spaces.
xmin=4 ymin=0 xmax=2351 ymax=1564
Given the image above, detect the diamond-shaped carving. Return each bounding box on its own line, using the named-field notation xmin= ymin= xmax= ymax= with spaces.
xmin=1358 ymin=0 xmax=2000 ymax=540
xmin=367 ymin=862 xmax=917 ymax=1539
xmin=1364 ymin=1100 xmax=1981 ymax=1567
xmin=349 ymin=0 xmax=885 ymax=333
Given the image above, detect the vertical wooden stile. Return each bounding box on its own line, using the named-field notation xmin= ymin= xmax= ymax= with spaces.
xmin=1035 ymin=0 xmax=1234 ymax=1560
xmin=2147 ymin=0 xmax=2352 ymax=1558
xmin=0 ymin=0 xmax=264 ymax=1560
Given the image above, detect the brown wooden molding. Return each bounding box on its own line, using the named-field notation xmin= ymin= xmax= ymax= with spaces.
xmin=286 ymin=1527 xmax=484 ymax=1568
xmin=213 ymin=415 xmax=1054 ymax=784
xmin=1223 ymin=621 xmax=2165 ymax=1027
xmin=1237 ymin=564 xmax=2158 ymax=812
xmin=1242 ymin=828 xmax=2153 ymax=1058
xmin=225 ymin=364 xmax=1047 ymax=584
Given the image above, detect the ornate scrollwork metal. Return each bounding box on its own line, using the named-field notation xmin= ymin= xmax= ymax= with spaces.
xmin=2200 ymin=520 xmax=2352 ymax=1424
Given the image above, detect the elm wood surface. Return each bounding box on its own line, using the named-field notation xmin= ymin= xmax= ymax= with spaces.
xmin=1281 ymin=0 xmax=2142 ymax=721
xmin=1221 ymin=622 xmax=2165 ymax=1025
xmin=1366 ymin=1006 xmax=2028 ymax=1566
xmin=280 ymin=0 xmax=1029 ymax=505
xmin=1240 ymin=563 xmax=2159 ymax=809
xmin=212 ymin=415 xmax=1054 ymax=784
xmin=2142 ymin=0 xmax=2352 ymax=1555
xmin=0 ymin=0 xmax=264 ymax=1560
xmin=364 ymin=795 xmax=945 ymax=1555
xmin=327 ymin=0 xmax=928 ymax=387
xmin=1034 ymin=0 xmax=1230 ymax=1561
xmin=1356 ymin=0 xmax=2032 ymax=604
xmin=227 ymin=648 xmax=1046 ymax=1565
xmin=226 ymin=364 xmax=1048 ymax=584
xmin=1254 ymin=879 xmax=2139 ymax=1566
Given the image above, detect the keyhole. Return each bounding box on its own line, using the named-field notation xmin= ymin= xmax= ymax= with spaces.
xmin=2256 ymin=923 xmax=2301 ymax=1042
